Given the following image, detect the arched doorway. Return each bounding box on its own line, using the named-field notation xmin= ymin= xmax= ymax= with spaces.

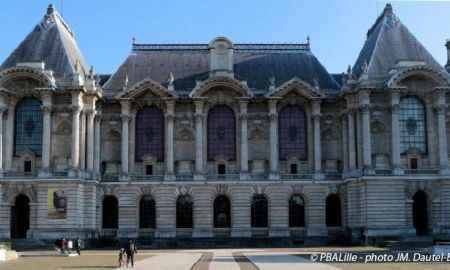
xmin=139 ymin=196 xmax=155 ymax=228
xmin=413 ymin=191 xmax=428 ymax=235
xmin=214 ymin=195 xmax=231 ymax=228
xmin=176 ymin=195 xmax=193 ymax=228
xmin=326 ymin=194 xmax=342 ymax=227
xmin=11 ymin=194 xmax=30 ymax=239
xmin=102 ymin=196 xmax=118 ymax=229
xmin=251 ymin=195 xmax=268 ymax=228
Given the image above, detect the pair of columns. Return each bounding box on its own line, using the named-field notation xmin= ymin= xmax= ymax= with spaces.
xmin=120 ymin=100 xmax=175 ymax=180
xmin=268 ymin=99 xmax=324 ymax=180
xmin=193 ymin=99 xmax=250 ymax=180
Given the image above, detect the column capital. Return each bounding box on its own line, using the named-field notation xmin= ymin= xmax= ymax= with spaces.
xmin=390 ymin=104 xmax=400 ymax=113
xmin=69 ymin=105 xmax=82 ymax=114
xmin=239 ymin=113 xmax=249 ymax=121
xmin=359 ymin=104 xmax=370 ymax=114
xmin=195 ymin=113 xmax=204 ymax=122
xmin=165 ymin=113 xmax=175 ymax=121
xmin=347 ymin=107 xmax=356 ymax=115
xmin=268 ymin=112 xmax=278 ymax=122
xmin=121 ymin=114 xmax=131 ymax=122
xmin=86 ymin=109 xmax=97 ymax=119
xmin=41 ymin=105 xmax=53 ymax=115
xmin=434 ymin=104 xmax=447 ymax=114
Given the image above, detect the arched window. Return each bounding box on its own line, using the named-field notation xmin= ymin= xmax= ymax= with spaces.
xmin=139 ymin=196 xmax=155 ymax=228
xmin=102 ymin=196 xmax=118 ymax=229
xmin=289 ymin=195 xmax=305 ymax=227
xmin=176 ymin=195 xmax=193 ymax=228
xmin=214 ymin=195 xmax=231 ymax=228
xmin=14 ymin=98 xmax=43 ymax=156
xmin=326 ymin=194 xmax=342 ymax=227
xmin=278 ymin=105 xmax=307 ymax=160
xmin=251 ymin=195 xmax=268 ymax=228
xmin=412 ymin=190 xmax=428 ymax=235
xmin=135 ymin=106 xmax=164 ymax=161
xmin=207 ymin=105 xmax=236 ymax=160
xmin=399 ymin=97 xmax=427 ymax=153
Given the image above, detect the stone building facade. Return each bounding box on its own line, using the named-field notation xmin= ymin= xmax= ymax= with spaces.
xmin=1 ymin=4 xmax=450 ymax=246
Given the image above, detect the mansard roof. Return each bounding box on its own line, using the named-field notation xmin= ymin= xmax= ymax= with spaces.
xmin=352 ymin=4 xmax=443 ymax=80
xmin=1 ymin=5 xmax=89 ymax=80
xmin=102 ymin=43 xmax=340 ymax=98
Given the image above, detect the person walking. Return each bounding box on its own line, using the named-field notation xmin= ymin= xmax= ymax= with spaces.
xmin=76 ymin=237 xmax=82 ymax=255
xmin=124 ymin=239 xmax=137 ymax=267
xmin=60 ymin=237 xmax=66 ymax=254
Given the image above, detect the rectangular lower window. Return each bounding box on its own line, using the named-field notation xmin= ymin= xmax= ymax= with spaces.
xmin=145 ymin=165 xmax=153 ymax=176
xmin=290 ymin=164 xmax=298 ymax=174
xmin=24 ymin=161 xmax=32 ymax=172
xmin=410 ymin=158 xmax=418 ymax=169
xmin=218 ymin=164 xmax=226 ymax=175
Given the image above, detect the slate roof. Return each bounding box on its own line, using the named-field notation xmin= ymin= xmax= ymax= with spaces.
xmin=1 ymin=5 xmax=89 ymax=79
xmin=102 ymin=43 xmax=340 ymax=98
xmin=352 ymin=4 xmax=443 ymax=80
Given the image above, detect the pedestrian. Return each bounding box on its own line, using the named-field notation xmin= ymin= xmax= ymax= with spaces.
xmin=118 ymin=248 xmax=126 ymax=267
xmin=60 ymin=237 xmax=65 ymax=254
xmin=76 ymin=237 xmax=82 ymax=255
xmin=67 ymin=239 xmax=73 ymax=254
xmin=124 ymin=239 xmax=137 ymax=267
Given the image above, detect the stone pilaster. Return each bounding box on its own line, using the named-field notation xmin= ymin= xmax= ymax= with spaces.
xmin=79 ymin=111 xmax=86 ymax=177
xmin=120 ymin=100 xmax=131 ymax=181
xmin=312 ymin=101 xmax=324 ymax=180
xmin=239 ymin=100 xmax=250 ymax=180
xmin=39 ymin=105 xmax=53 ymax=177
xmin=129 ymin=110 xmax=136 ymax=175
xmin=86 ymin=109 xmax=96 ymax=178
xmin=0 ymin=98 xmax=7 ymax=175
xmin=93 ymin=114 xmax=101 ymax=179
xmin=436 ymin=90 xmax=450 ymax=175
xmin=340 ymin=110 xmax=349 ymax=177
xmin=268 ymin=99 xmax=279 ymax=180
xmin=390 ymin=91 xmax=403 ymax=175
xmin=359 ymin=90 xmax=374 ymax=175
xmin=165 ymin=100 xmax=175 ymax=181
xmin=4 ymin=97 xmax=17 ymax=172
xmin=194 ymin=100 xmax=205 ymax=180
xmin=347 ymin=106 xmax=357 ymax=177
xmin=69 ymin=92 xmax=82 ymax=177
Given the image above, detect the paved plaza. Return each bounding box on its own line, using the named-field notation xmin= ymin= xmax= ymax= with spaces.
xmin=1 ymin=248 xmax=450 ymax=270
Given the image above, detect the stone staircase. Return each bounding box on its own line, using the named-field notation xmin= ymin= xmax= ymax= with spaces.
xmin=385 ymin=236 xmax=433 ymax=251
xmin=5 ymin=239 xmax=55 ymax=252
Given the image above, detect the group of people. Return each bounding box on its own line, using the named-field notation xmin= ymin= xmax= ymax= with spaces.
xmin=55 ymin=237 xmax=82 ymax=255
xmin=118 ymin=240 xmax=138 ymax=268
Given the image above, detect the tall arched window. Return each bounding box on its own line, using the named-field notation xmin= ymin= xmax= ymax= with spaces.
xmin=399 ymin=97 xmax=427 ymax=153
xmin=207 ymin=105 xmax=236 ymax=160
xmin=278 ymin=105 xmax=307 ymax=160
xmin=176 ymin=195 xmax=193 ymax=228
xmin=14 ymin=98 xmax=43 ymax=156
xmin=326 ymin=194 xmax=342 ymax=227
xmin=139 ymin=196 xmax=155 ymax=228
xmin=289 ymin=195 xmax=305 ymax=227
xmin=214 ymin=195 xmax=231 ymax=228
xmin=135 ymin=106 xmax=164 ymax=161
xmin=102 ymin=196 xmax=118 ymax=229
xmin=251 ymin=195 xmax=268 ymax=228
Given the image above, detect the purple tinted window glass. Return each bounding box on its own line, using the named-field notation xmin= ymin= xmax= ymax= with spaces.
xmin=135 ymin=106 xmax=164 ymax=161
xmin=207 ymin=105 xmax=236 ymax=161
xmin=279 ymin=105 xmax=307 ymax=160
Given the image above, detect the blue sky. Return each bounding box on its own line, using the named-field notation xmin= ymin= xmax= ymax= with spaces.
xmin=0 ymin=0 xmax=449 ymax=75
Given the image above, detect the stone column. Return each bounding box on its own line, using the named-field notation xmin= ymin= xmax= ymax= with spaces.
xmin=120 ymin=100 xmax=131 ymax=180
xmin=129 ymin=111 xmax=136 ymax=176
xmin=436 ymin=90 xmax=450 ymax=175
xmin=79 ymin=112 xmax=86 ymax=177
xmin=86 ymin=109 xmax=96 ymax=178
xmin=165 ymin=100 xmax=175 ymax=181
xmin=194 ymin=100 xmax=205 ymax=180
xmin=94 ymin=114 xmax=101 ymax=179
xmin=69 ymin=92 xmax=82 ymax=177
xmin=312 ymin=101 xmax=324 ymax=179
xmin=39 ymin=104 xmax=53 ymax=177
xmin=390 ymin=91 xmax=403 ymax=175
xmin=5 ymin=97 xmax=17 ymax=172
xmin=268 ymin=99 xmax=279 ymax=180
xmin=359 ymin=91 xmax=374 ymax=175
xmin=0 ymin=98 xmax=7 ymax=175
xmin=341 ymin=111 xmax=349 ymax=177
xmin=347 ymin=107 xmax=357 ymax=177
xmin=239 ymin=100 xmax=250 ymax=180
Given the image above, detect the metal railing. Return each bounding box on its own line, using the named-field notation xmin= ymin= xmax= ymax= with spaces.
xmin=206 ymin=174 xmax=240 ymax=181
xmin=131 ymin=175 xmax=164 ymax=181
xmin=3 ymin=171 xmax=38 ymax=177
